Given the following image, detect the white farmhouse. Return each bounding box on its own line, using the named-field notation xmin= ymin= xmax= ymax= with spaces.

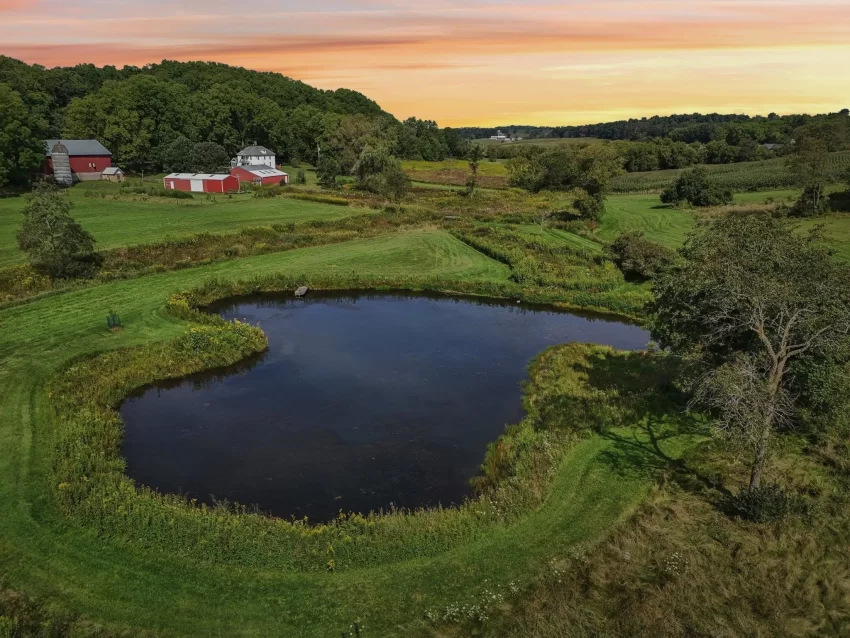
xmin=234 ymin=145 xmax=276 ymax=169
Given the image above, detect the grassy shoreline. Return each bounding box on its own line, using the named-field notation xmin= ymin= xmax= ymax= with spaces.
xmin=0 ymin=230 xmax=704 ymax=635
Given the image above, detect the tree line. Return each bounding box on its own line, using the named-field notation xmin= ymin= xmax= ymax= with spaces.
xmin=455 ymin=110 xmax=849 ymax=144
xmin=482 ymin=112 xmax=850 ymax=174
xmin=0 ymin=57 xmax=470 ymax=189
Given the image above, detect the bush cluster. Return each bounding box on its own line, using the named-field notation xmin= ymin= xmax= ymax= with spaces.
xmin=660 ymin=166 xmax=734 ymax=207
xmin=606 ymin=231 xmax=676 ymax=280
xmin=452 ymin=225 xmax=648 ymax=317
xmin=120 ymin=184 xmax=194 ymax=199
xmin=726 ymin=484 xmax=812 ymax=523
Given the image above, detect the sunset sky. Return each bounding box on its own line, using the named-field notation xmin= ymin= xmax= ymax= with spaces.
xmin=2 ymin=0 xmax=849 ymax=127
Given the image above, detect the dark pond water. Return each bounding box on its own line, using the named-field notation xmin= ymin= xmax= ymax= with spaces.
xmin=120 ymin=292 xmax=649 ymax=522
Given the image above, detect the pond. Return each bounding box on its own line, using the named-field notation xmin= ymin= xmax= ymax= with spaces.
xmin=120 ymin=292 xmax=649 ymax=522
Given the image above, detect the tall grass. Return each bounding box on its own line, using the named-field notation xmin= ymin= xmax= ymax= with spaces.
xmin=452 ymin=225 xmax=650 ymax=317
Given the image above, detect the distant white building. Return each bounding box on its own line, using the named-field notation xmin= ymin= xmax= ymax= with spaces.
xmin=490 ymin=130 xmax=508 ymax=142
xmin=233 ymin=145 xmax=276 ymax=169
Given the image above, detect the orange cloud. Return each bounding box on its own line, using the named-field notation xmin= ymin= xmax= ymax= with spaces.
xmin=1 ymin=1 xmax=849 ymax=125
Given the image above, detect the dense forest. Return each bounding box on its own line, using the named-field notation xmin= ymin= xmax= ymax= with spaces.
xmin=1 ymin=56 xmax=848 ymax=191
xmin=0 ymin=56 xmax=464 ymax=184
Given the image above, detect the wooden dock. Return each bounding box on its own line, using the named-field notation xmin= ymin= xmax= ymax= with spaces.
xmin=294 ymin=286 xmax=309 ymax=298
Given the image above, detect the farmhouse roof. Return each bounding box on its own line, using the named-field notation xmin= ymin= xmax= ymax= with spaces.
xmin=238 ymin=165 xmax=288 ymax=177
xmin=165 ymin=173 xmax=234 ymax=181
xmin=44 ymin=139 xmax=112 ymax=157
xmin=102 ymin=167 xmax=123 ymax=175
xmin=237 ymin=145 xmax=275 ymax=157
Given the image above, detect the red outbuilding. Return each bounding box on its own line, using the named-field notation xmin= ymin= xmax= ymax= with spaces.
xmin=230 ymin=165 xmax=289 ymax=186
xmin=42 ymin=139 xmax=112 ymax=182
xmin=163 ymin=173 xmax=240 ymax=194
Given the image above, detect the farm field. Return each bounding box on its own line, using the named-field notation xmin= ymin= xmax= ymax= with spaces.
xmin=401 ymin=152 xmax=850 ymax=195
xmin=2 ymin=172 xmax=849 ymax=636
xmin=0 ymin=182 xmax=364 ymax=267
xmin=401 ymin=158 xmax=509 ymax=188
xmin=474 ymin=137 xmax=603 ymax=147
xmin=610 ymin=151 xmax=850 ymax=193
xmin=0 ymin=226 xmax=704 ymax=636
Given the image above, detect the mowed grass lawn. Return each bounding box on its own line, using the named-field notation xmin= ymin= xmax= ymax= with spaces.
xmin=0 ymin=184 xmax=364 ymax=267
xmin=0 ymin=229 xmax=703 ymax=636
xmin=598 ymin=189 xmax=850 ymax=260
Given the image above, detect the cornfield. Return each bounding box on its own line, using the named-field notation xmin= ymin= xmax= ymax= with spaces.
xmin=611 ymin=151 xmax=850 ymax=194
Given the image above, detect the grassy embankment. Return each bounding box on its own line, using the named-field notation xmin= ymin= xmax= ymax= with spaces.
xmin=0 ymin=221 xmax=706 ymax=635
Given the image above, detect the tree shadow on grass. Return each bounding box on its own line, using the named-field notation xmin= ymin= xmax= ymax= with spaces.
xmin=541 ymin=349 xmax=727 ymax=497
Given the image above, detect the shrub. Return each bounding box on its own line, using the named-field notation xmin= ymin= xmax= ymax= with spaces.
xmin=726 ymin=484 xmax=810 ymax=523
xmin=120 ymin=184 xmax=193 ymax=199
xmin=606 ymin=231 xmax=676 ymax=280
xmin=790 ymin=186 xmax=829 ymax=217
xmin=660 ymin=166 xmax=734 ymax=207
xmin=295 ymin=169 xmax=307 ymax=185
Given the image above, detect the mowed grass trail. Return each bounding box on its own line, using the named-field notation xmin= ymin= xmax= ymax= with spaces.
xmin=598 ymin=189 xmax=850 ymax=259
xmin=596 ymin=194 xmax=696 ymax=248
xmin=0 ymin=187 xmax=363 ymax=267
xmin=0 ymin=229 xmax=702 ymax=636
xmin=0 ymin=229 xmax=507 ymax=360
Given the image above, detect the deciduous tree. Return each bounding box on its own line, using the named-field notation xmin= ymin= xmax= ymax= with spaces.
xmin=787 ymin=137 xmax=831 ymax=217
xmin=0 ymin=83 xmax=46 ymax=190
xmin=465 ymin=145 xmax=485 ymax=196
xmin=649 ymin=214 xmax=850 ymax=489
xmin=17 ymin=183 xmax=100 ymax=279
xmin=660 ymin=166 xmax=733 ymax=207
xmin=190 ymin=141 xmax=229 ymax=173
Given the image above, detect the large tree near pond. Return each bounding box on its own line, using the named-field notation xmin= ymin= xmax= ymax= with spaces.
xmin=649 ymin=214 xmax=850 ymax=489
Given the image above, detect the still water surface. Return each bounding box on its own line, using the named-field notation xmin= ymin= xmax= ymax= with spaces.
xmin=120 ymin=293 xmax=648 ymax=521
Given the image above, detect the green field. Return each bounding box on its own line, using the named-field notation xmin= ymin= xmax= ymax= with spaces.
xmin=401 ymin=152 xmax=850 ymax=196
xmin=2 ymin=173 xmax=849 ymax=636
xmin=0 ymin=183 xmax=360 ymax=267
xmin=597 ymin=190 xmax=850 ymax=260
xmin=610 ymin=151 xmax=850 ymax=194
xmin=0 ymin=224 xmax=707 ymax=636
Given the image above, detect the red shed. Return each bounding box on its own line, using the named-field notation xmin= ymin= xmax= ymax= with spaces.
xmin=42 ymin=139 xmax=112 ymax=182
xmin=164 ymin=173 xmax=240 ymax=194
xmin=230 ymin=165 xmax=289 ymax=186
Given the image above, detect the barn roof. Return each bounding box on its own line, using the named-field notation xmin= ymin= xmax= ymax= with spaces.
xmin=237 ymin=145 xmax=275 ymax=157
xmin=236 ymin=165 xmax=288 ymax=177
xmin=102 ymin=167 xmax=123 ymax=175
xmin=44 ymin=139 xmax=112 ymax=157
xmin=165 ymin=173 xmax=234 ymax=181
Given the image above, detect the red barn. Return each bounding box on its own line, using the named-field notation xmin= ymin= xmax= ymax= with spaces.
xmin=230 ymin=165 xmax=289 ymax=186
xmin=164 ymin=173 xmax=240 ymax=194
xmin=42 ymin=139 xmax=112 ymax=182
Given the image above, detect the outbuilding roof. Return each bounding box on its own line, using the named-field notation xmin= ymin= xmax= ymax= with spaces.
xmin=102 ymin=167 xmax=123 ymax=175
xmin=237 ymin=145 xmax=275 ymax=157
xmin=44 ymin=139 xmax=112 ymax=157
xmin=236 ymin=165 xmax=288 ymax=177
xmin=164 ymin=173 xmax=234 ymax=181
